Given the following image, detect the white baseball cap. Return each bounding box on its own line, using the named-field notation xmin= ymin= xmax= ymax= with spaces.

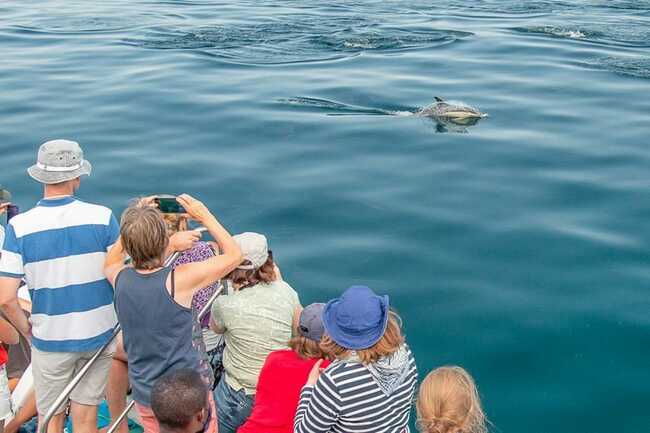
xmin=234 ymin=232 xmax=269 ymax=270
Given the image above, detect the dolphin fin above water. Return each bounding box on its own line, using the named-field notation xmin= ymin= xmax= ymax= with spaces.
xmin=418 ymin=97 xmax=487 ymax=120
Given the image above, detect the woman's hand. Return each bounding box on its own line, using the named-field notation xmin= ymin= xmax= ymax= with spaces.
xmin=169 ymin=230 xmax=201 ymax=252
xmin=176 ymin=194 xmax=212 ymax=223
xmin=306 ymin=359 xmax=325 ymax=386
xmin=0 ymin=202 xmax=10 ymax=216
xmin=137 ymin=196 xmax=157 ymax=208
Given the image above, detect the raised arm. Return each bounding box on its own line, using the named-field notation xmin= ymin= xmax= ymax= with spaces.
xmin=174 ymin=194 xmax=242 ymax=294
xmin=104 ymin=197 xmax=201 ymax=286
xmin=104 ymin=237 xmax=127 ymax=286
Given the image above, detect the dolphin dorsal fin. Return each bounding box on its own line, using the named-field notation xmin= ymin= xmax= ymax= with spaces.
xmin=434 ymin=96 xmax=445 ymax=102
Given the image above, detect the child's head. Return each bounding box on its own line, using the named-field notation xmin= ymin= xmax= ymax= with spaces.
xmin=151 ymin=369 xmax=209 ymax=433
xmin=120 ymin=205 xmax=169 ymax=270
xmin=289 ymin=303 xmax=328 ymax=360
xmin=416 ymin=366 xmax=486 ymax=433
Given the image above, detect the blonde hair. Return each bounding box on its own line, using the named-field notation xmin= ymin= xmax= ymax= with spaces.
xmin=120 ymin=205 xmax=169 ymax=270
xmin=416 ymin=366 xmax=487 ymax=433
xmin=161 ymin=213 xmax=188 ymax=235
xmin=320 ymin=311 xmax=404 ymax=364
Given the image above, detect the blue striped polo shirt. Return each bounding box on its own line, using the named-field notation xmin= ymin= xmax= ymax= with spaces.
xmin=0 ymin=196 xmax=119 ymax=352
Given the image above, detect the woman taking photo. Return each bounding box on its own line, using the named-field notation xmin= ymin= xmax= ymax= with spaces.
xmin=104 ymin=194 xmax=242 ymax=433
xmin=294 ymin=285 xmax=417 ymax=433
xmin=106 ymin=204 xmax=225 ymax=433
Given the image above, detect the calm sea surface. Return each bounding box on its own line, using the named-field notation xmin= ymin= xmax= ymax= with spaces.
xmin=2 ymin=1 xmax=650 ymax=431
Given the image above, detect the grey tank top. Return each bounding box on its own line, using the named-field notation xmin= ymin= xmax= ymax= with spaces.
xmin=114 ymin=266 xmax=201 ymax=406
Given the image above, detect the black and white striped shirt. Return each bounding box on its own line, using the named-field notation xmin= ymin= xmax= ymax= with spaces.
xmin=294 ymin=346 xmax=417 ymax=433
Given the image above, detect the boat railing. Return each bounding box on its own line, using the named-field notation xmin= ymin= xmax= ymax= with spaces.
xmin=40 ymin=228 xmax=223 ymax=433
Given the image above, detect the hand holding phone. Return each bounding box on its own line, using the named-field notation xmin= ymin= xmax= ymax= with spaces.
xmin=176 ymin=194 xmax=211 ymax=223
xmin=154 ymin=195 xmax=186 ymax=214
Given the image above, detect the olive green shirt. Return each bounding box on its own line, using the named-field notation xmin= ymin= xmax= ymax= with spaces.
xmin=211 ymin=279 xmax=300 ymax=394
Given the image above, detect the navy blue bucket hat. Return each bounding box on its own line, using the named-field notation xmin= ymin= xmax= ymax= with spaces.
xmin=322 ymin=285 xmax=390 ymax=350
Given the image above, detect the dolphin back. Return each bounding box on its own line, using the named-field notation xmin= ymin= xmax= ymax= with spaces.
xmin=419 ymin=98 xmax=486 ymax=119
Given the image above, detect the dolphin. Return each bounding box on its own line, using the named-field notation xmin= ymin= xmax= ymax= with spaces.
xmin=417 ymin=96 xmax=487 ymax=120
xmin=280 ymin=96 xmax=487 ymax=133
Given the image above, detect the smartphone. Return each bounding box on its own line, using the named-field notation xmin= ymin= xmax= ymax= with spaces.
xmin=155 ymin=195 xmax=185 ymax=214
xmin=7 ymin=205 xmax=19 ymax=221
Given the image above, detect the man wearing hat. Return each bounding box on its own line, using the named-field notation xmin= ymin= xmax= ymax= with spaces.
xmin=0 ymin=140 xmax=119 ymax=433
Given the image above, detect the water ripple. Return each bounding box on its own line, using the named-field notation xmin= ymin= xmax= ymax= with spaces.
xmin=10 ymin=17 xmax=143 ymax=35
xmin=122 ymin=20 xmax=472 ymax=64
xmin=438 ymin=0 xmax=576 ymax=15
xmin=511 ymin=24 xmax=650 ymax=48
xmin=584 ymin=55 xmax=650 ymax=79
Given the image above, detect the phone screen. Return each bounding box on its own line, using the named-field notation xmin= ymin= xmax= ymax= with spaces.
xmin=156 ymin=197 xmax=185 ymax=214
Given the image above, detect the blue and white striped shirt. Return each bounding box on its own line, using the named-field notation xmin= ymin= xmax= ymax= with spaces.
xmin=0 ymin=196 xmax=119 ymax=352
xmin=295 ymin=346 xmax=418 ymax=433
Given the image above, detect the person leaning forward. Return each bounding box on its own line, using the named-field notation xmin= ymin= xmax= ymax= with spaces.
xmin=0 ymin=139 xmax=120 ymax=433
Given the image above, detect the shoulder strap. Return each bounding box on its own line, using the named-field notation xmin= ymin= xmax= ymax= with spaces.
xmin=170 ymin=268 xmax=176 ymax=300
xmin=113 ymin=267 xmax=128 ymax=293
xmin=113 ymin=267 xmax=131 ymax=316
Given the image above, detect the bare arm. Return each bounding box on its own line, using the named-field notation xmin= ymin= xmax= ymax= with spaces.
xmin=173 ymin=194 xmax=242 ymax=296
xmin=0 ymin=316 xmax=19 ymax=345
xmin=105 ymin=230 xmax=201 ymax=286
xmin=0 ymin=277 xmax=30 ymax=341
xmin=104 ymin=237 xmax=126 ymax=286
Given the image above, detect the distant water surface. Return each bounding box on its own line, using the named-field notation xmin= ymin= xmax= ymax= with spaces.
xmin=1 ymin=1 xmax=650 ymax=432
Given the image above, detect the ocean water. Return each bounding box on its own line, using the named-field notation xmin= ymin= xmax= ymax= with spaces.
xmin=1 ymin=1 xmax=650 ymax=431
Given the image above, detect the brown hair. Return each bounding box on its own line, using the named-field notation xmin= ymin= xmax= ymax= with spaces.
xmin=120 ymin=205 xmax=169 ymax=270
xmin=320 ymin=311 xmax=405 ymax=364
xmin=225 ymin=251 xmax=276 ymax=289
xmin=288 ymin=336 xmax=329 ymax=360
xmin=416 ymin=366 xmax=487 ymax=433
